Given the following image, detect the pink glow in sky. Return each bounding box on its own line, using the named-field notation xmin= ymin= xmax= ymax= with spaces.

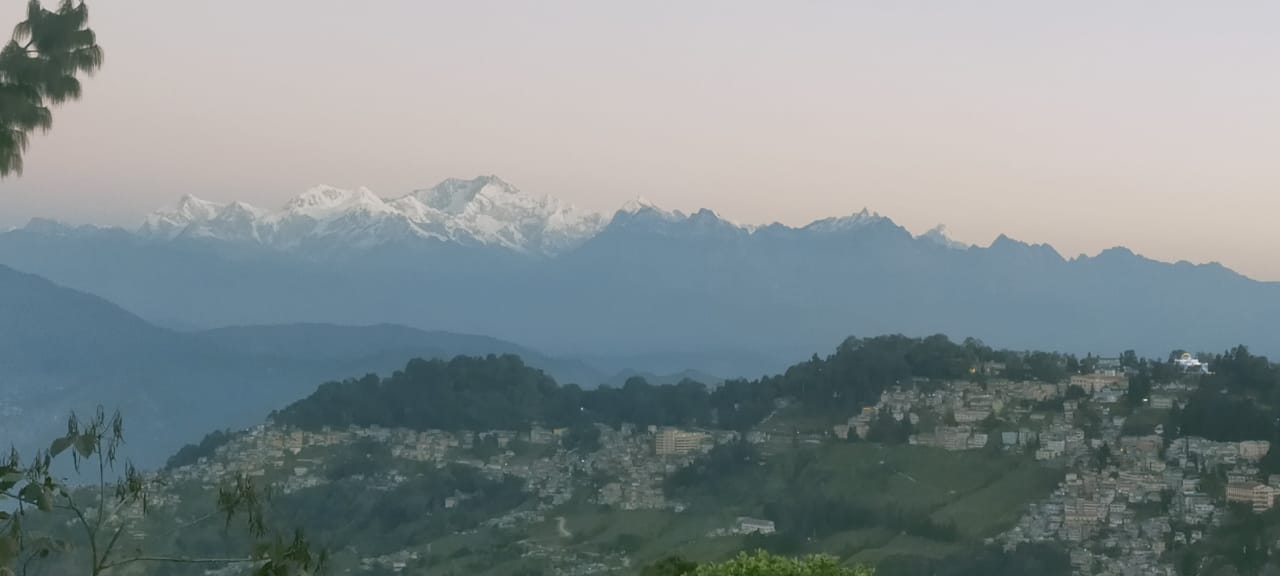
xmin=2 ymin=1 xmax=1278 ymax=279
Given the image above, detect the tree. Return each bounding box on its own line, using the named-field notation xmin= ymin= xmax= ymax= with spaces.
xmin=1094 ymin=442 xmax=1112 ymax=472
xmin=0 ymin=408 xmax=326 ymax=575
xmin=562 ymin=423 xmax=601 ymax=453
xmin=1 ymin=0 xmax=103 ymax=177
xmin=642 ymin=556 xmax=698 ymax=576
xmin=690 ymin=551 xmax=872 ymax=576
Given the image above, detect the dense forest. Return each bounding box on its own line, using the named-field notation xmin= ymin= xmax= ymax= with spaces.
xmin=1169 ymin=347 xmax=1280 ymax=448
xmin=269 ymin=334 xmax=1090 ymax=435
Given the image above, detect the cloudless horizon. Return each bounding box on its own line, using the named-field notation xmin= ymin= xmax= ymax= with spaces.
xmin=2 ymin=1 xmax=1279 ymax=279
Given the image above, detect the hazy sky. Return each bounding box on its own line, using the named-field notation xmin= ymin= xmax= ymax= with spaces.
xmin=2 ymin=1 xmax=1279 ymax=279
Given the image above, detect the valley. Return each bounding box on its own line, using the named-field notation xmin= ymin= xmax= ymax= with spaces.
xmin=19 ymin=339 xmax=1280 ymax=575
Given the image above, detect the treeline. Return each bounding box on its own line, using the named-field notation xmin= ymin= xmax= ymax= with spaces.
xmin=875 ymin=543 xmax=1072 ymax=576
xmin=164 ymin=429 xmax=235 ymax=470
xmin=639 ymin=537 xmax=1068 ymax=576
xmin=1169 ymin=347 xmax=1280 ymax=441
xmin=269 ymin=334 xmax=1094 ymax=436
xmin=1171 ymin=389 xmax=1277 ymax=443
xmin=1162 ymin=346 xmax=1280 ymax=474
xmin=1205 ymin=345 xmax=1280 ymax=400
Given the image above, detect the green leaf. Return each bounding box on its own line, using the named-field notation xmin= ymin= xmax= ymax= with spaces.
xmin=73 ymin=434 xmax=95 ymax=458
xmin=18 ymin=482 xmax=40 ymax=505
xmin=0 ymin=472 xmax=23 ymax=493
xmin=49 ymin=436 xmax=72 ymax=458
xmin=18 ymin=482 xmax=52 ymax=512
xmin=0 ymin=535 xmax=17 ymax=565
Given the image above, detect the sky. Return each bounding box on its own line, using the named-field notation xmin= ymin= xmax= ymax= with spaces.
xmin=2 ymin=1 xmax=1279 ymax=279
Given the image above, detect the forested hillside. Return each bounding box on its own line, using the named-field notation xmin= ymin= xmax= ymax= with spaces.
xmin=271 ymin=335 xmax=1079 ymax=434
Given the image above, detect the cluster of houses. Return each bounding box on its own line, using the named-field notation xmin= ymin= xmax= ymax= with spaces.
xmin=161 ymin=418 xmax=746 ymax=518
xmin=145 ymin=353 xmax=1280 ymax=576
xmin=997 ymin=387 xmax=1279 ymax=575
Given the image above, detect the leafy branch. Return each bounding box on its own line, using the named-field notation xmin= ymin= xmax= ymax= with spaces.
xmin=0 ymin=407 xmax=326 ymax=576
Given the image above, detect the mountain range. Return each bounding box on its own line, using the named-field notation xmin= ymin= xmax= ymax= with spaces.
xmin=2 ymin=175 xmax=1278 ymax=368
xmin=137 ymin=176 xmax=608 ymax=257
xmin=0 ymin=264 xmax=634 ymax=465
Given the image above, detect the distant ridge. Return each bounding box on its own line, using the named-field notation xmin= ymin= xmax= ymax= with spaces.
xmin=0 ymin=266 xmax=613 ymax=465
xmin=1 ymin=175 xmax=1276 ymax=363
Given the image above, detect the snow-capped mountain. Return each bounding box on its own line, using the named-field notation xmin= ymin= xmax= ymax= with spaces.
xmin=139 ymin=176 xmax=608 ymax=256
xmin=918 ymin=224 xmax=970 ymax=249
xmin=8 ymin=175 xmax=1280 ymax=371
xmin=802 ymin=208 xmax=890 ymax=234
xmin=138 ymin=175 xmax=919 ymax=257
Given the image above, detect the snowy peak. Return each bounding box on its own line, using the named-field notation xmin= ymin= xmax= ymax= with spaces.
xmin=139 ymin=177 xmax=606 ymax=256
xmin=617 ymin=196 xmax=684 ymax=221
xmin=141 ymin=195 xmax=247 ymax=240
xmin=135 ymin=177 xmax=984 ymax=258
xmin=803 ymin=208 xmax=886 ymax=233
xmin=281 ymin=186 xmax=391 ymax=219
xmin=396 ymin=176 xmax=607 ymax=254
xmin=919 ymin=224 xmax=968 ymax=249
xmin=410 ymin=175 xmax=518 ymax=214
xmin=174 ymin=194 xmax=225 ymax=220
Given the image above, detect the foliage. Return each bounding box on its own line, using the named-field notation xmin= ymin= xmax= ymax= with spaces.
xmin=1260 ymin=444 xmax=1280 ymax=477
xmin=1209 ymin=346 xmax=1280 ymax=397
xmin=586 ymin=378 xmax=715 ymax=428
xmin=1002 ymin=351 xmax=1071 ymax=384
xmin=0 ymin=408 xmax=325 ymax=575
xmin=1191 ymin=502 xmax=1280 ymax=574
xmin=644 ymin=551 xmax=872 ymax=576
xmin=1 ymin=0 xmax=103 ymax=177
xmin=271 ymin=463 xmax=527 ymax=556
xmin=165 ymin=429 xmax=237 ymax=470
xmin=666 ymin=441 xmax=761 ymax=493
xmin=669 ymin=441 xmax=1043 ymax=552
xmin=642 ymin=556 xmax=699 ymax=576
xmin=1126 ymin=368 xmax=1153 ymax=408
xmin=876 ymin=543 xmax=1071 ymax=576
xmin=324 ymin=439 xmax=393 ymax=480
xmin=1171 ymin=388 xmax=1278 ymax=443
xmin=692 ymin=551 xmax=872 ymax=576
xmin=272 ymin=336 xmax=1057 ymax=438
xmin=1162 ymin=346 xmax=1280 ymax=445
xmin=865 ymin=413 xmax=913 ymax=444
xmin=562 ymin=423 xmax=602 ymax=453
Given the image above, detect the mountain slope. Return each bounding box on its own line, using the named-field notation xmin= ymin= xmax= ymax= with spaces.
xmin=0 ymin=266 xmax=602 ymax=465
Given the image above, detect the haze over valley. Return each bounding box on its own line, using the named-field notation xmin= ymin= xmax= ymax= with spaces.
xmin=7 ymin=1 xmax=1280 ymax=575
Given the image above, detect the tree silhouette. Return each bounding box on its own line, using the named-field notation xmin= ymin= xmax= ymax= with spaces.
xmin=1 ymin=0 xmax=103 ymax=177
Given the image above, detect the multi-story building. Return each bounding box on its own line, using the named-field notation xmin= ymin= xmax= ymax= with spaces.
xmin=1239 ymin=440 xmax=1271 ymax=460
xmin=654 ymin=427 xmax=708 ymax=456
